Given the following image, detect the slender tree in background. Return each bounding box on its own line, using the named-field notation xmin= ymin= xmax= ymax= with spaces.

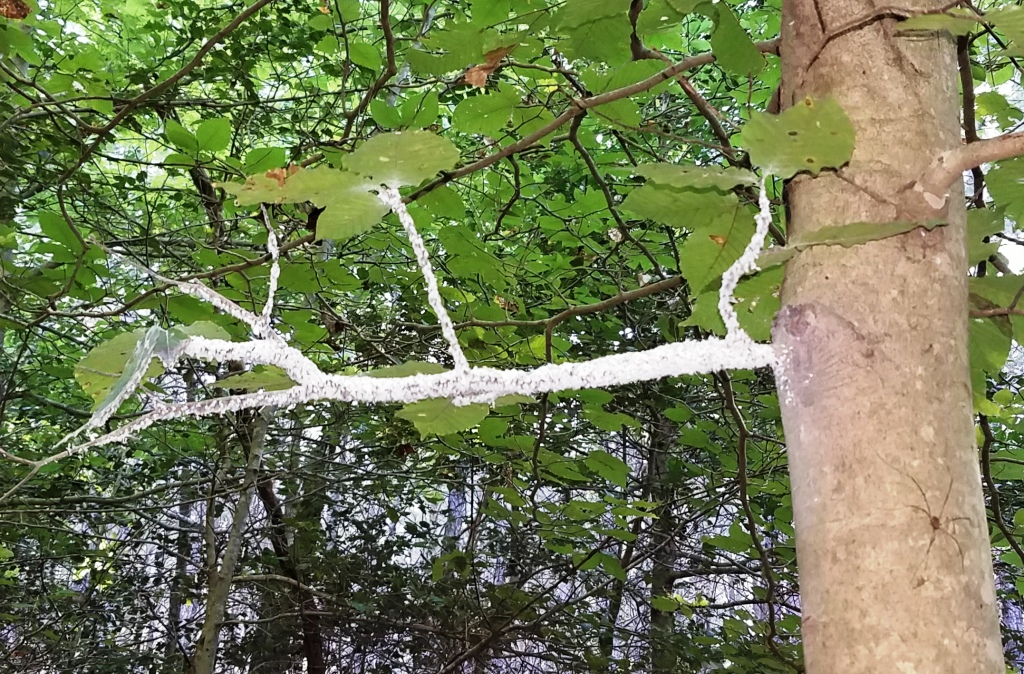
xmin=4 ymin=0 xmax=1024 ymax=672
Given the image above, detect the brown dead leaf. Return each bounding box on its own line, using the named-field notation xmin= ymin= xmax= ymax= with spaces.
xmin=495 ymin=295 xmax=519 ymax=313
xmin=0 ymin=0 xmax=30 ymax=19
xmin=464 ymin=45 xmax=517 ymax=88
xmin=265 ymin=168 xmax=288 ymax=187
xmin=709 ymin=235 xmax=727 ymax=246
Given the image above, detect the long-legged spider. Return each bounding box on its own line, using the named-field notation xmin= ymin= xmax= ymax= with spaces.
xmin=875 ymin=451 xmax=970 ymax=587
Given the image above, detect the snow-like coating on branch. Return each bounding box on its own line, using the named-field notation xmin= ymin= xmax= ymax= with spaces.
xmin=66 ymin=337 xmax=776 ymax=456
xmin=260 ymin=204 xmax=280 ymax=331
xmin=49 ymin=178 xmax=779 ymax=456
xmin=719 ymin=177 xmax=771 ymax=338
xmin=378 ymin=188 xmax=469 ymax=371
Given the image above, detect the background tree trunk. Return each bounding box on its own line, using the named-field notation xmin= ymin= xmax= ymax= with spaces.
xmin=774 ymin=1 xmax=1004 ymax=671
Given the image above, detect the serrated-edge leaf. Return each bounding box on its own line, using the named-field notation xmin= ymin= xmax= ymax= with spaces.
xmin=396 ymin=398 xmax=490 ymax=437
xmin=633 ymin=163 xmax=758 ymax=191
xmin=493 ymin=393 xmax=535 ymax=406
xmin=756 ymin=219 xmax=947 ymax=268
xmin=898 ymin=12 xmax=979 ymax=36
xmin=738 ymin=96 xmax=855 ymax=179
xmin=584 ymin=450 xmax=630 ymax=487
xmin=365 ymin=361 xmax=448 ymax=378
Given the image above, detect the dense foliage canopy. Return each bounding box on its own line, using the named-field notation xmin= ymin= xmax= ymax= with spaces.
xmin=4 ymin=0 xmax=1024 ymax=671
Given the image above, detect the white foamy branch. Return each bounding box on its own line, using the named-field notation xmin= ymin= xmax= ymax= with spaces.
xmin=30 ymin=178 xmax=778 ymax=460
xmin=111 ymin=250 xmax=282 ymax=342
xmin=719 ymin=176 xmax=771 ymax=338
xmin=51 ymin=336 xmax=775 ymax=463
xmin=378 ymin=188 xmax=469 ymax=371
xmin=260 ymin=204 xmax=281 ymax=330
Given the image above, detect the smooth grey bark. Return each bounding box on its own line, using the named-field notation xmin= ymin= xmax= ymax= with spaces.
xmin=190 ymin=408 xmax=272 ymax=674
xmin=773 ymin=1 xmax=1004 ymax=671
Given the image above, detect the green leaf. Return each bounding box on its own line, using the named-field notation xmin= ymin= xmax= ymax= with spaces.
xmin=244 ymin=147 xmax=287 ymax=173
xmin=565 ymin=500 xmax=605 ymax=520
xmin=559 ymin=15 xmax=633 ymax=65
xmin=419 ymin=186 xmax=466 ymax=219
xmin=510 ymin=104 xmax=556 ymax=139
xmin=402 ymin=91 xmax=440 ymax=128
xmin=493 ymin=394 xmax=535 ymax=406
xmin=195 ymin=117 xmax=231 ymax=153
xmin=164 ymin=119 xmax=199 ymax=155
xmin=559 ymin=0 xmax=629 ymax=28
xmin=698 ymin=2 xmax=764 ymax=77
xmin=38 ymin=211 xmax=84 ymax=253
xmin=470 ymin=0 xmax=511 ymax=24
xmin=80 ymin=326 xmax=184 ymax=416
xmin=584 ymin=450 xmax=630 ymax=487
xmin=897 ymin=11 xmax=979 ymax=36
xmin=308 ymin=13 xmax=334 ymax=30
xmin=634 ymin=163 xmax=758 ymax=191
xmin=986 ymin=158 xmax=1024 ymax=224
xmin=971 ymin=316 xmax=1012 ymax=377
xmin=75 ymin=329 xmax=165 ymax=405
xmin=212 ymin=366 xmax=295 ymax=391
xmin=366 ymin=361 xmax=448 ymax=378
xmin=370 ymin=99 xmax=404 ymax=128
xmin=737 ymin=96 xmax=856 ymax=178
xmin=220 ymin=167 xmax=388 ymax=240
xmin=347 ymin=41 xmax=382 ymax=70
xmin=970 ymin=314 xmax=1012 ymax=409
xmin=491 ymin=486 xmax=527 ymax=507
xmin=346 ymin=131 xmax=460 ymax=187
xmin=396 ymin=398 xmax=490 ymax=437
xmin=687 ymin=266 xmax=783 ymax=340
xmin=163 ymin=152 xmax=196 ymax=168
xmin=757 ymin=219 xmax=947 ymax=268
xmin=537 ymin=448 xmax=590 ymax=481
xmin=319 ymin=193 xmax=391 ymax=239
xmin=987 ymin=7 xmax=1024 ymax=45
xmin=598 ymin=552 xmax=626 ymax=581
xmin=624 ymin=185 xmax=756 ymax=293
xmin=976 ymin=91 xmax=1022 ymax=130
xmin=651 ymin=595 xmax=679 ymax=612
xmin=453 ymin=88 xmax=519 ymax=138
xmin=178 ymin=321 xmax=231 ymax=341
xmin=968 ymin=209 xmax=1003 ymax=266
xmin=583 ymin=405 xmax=640 ymax=432
xmin=315 ymin=34 xmax=340 ymax=54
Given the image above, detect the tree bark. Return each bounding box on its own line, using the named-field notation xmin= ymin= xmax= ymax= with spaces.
xmin=165 ymin=498 xmax=192 ymax=673
xmin=191 ymin=408 xmax=272 ymax=674
xmin=647 ymin=414 xmax=679 ymax=674
xmin=255 ymin=471 xmax=326 ymax=674
xmin=773 ymin=2 xmax=1004 ymax=671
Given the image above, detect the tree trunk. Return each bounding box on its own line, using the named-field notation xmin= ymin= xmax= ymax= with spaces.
xmin=191 ymin=409 xmax=272 ymax=674
xmin=165 ymin=498 xmax=192 ymax=673
xmin=255 ymin=471 xmax=326 ymax=674
xmin=647 ymin=414 xmax=678 ymax=674
xmin=773 ymin=2 xmax=1004 ymax=671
